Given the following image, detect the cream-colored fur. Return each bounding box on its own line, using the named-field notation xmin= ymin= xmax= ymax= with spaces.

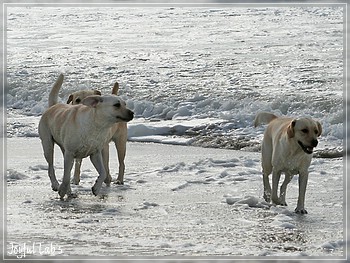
xmin=38 ymin=74 xmax=134 ymax=199
xmin=254 ymin=112 xmax=322 ymax=214
xmin=66 ymin=81 xmax=128 ymax=185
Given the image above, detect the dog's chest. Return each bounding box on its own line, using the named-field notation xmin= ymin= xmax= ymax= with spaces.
xmin=68 ymin=130 xmax=110 ymax=158
xmin=281 ymin=164 xmax=300 ymax=175
xmin=74 ymin=141 xmax=102 ymax=158
xmin=274 ymin=153 xmax=311 ymax=175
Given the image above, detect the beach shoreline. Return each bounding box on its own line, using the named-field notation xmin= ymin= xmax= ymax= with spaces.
xmin=5 ymin=137 xmax=345 ymax=259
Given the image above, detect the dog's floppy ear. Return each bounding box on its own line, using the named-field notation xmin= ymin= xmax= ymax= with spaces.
xmin=287 ymin=119 xmax=296 ymax=138
xmin=316 ymin=121 xmax=322 ymax=137
xmin=82 ymin=95 xmax=103 ymax=108
xmin=94 ymin=90 xmax=102 ymax=96
xmin=112 ymin=82 xmax=119 ymax=95
xmin=67 ymin=94 xmax=73 ymax=104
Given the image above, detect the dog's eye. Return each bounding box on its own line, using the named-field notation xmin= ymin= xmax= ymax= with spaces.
xmin=75 ymin=98 xmax=81 ymax=104
xmin=314 ymin=130 xmax=318 ymax=134
xmin=301 ymin=129 xmax=309 ymax=134
xmin=114 ymin=102 xmax=121 ymax=108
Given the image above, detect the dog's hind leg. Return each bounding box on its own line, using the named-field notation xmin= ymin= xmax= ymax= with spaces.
xmin=72 ymin=158 xmax=82 ymax=185
xmin=113 ymin=126 xmax=127 ymax=185
xmin=271 ymin=169 xmax=282 ymax=205
xmin=102 ymin=144 xmax=112 ymax=186
xmin=40 ymin=135 xmax=59 ymax=191
xmin=90 ymin=151 xmax=107 ymax=196
xmin=58 ymin=152 xmax=74 ymax=199
xmin=279 ymin=172 xmax=294 ymax=206
xmin=261 ymin=137 xmax=273 ymax=202
xmin=262 ymin=172 xmax=272 ymax=202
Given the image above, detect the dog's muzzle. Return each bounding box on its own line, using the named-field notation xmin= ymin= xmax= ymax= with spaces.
xmin=117 ymin=110 xmax=134 ymax=122
xmin=298 ymin=139 xmax=318 ymax=154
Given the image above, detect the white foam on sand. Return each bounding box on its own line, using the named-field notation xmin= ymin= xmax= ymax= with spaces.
xmin=5 ymin=137 xmax=345 ymax=259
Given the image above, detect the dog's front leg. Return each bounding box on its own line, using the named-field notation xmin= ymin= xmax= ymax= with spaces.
xmin=90 ymin=151 xmax=106 ymax=196
xmin=271 ymin=169 xmax=282 ymax=205
xmin=295 ymin=171 xmax=309 ymax=214
xmin=58 ymin=152 xmax=74 ymax=199
xmin=113 ymin=130 xmax=127 ymax=185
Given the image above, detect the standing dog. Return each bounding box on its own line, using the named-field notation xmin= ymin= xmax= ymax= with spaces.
xmin=254 ymin=112 xmax=322 ymax=214
xmin=66 ymin=82 xmax=128 ymax=185
xmin=38 ymin=74 xmax=134 ymax=199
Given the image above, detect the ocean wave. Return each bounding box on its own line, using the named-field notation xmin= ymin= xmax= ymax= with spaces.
xmin=5 ymin=6 xmax=344 ymax=152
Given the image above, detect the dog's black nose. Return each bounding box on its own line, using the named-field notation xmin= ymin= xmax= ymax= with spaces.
xmin=311 ymin=139 xmax=318 ymax=147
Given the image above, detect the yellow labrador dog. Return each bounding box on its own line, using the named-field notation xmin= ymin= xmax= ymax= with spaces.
xmin=254 ymin=112 xmax=322 ymax=214
xmin=38 ymin=74 xmax=134 ymax=199
xmin=66 ymin=82 xmax=129 ymax=186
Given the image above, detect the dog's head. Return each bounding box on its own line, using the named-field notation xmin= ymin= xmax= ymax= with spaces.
xmin=67 ymin=90 xmax=101 ymax=105
xmin=67 ymin=81 xmax=119 ymax=105
xmin=82 ymin=95 xmax=134 ymax=123
xmin=287 ymin=118 xmax=322 ymax=154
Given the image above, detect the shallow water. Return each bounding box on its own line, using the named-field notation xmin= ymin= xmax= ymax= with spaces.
xmin=6 ymin=138 xmax=345 ymax=259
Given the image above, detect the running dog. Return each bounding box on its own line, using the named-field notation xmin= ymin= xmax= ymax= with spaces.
xmin=66 ymin=82 xmax=129 ymax=185
xmin=38 ymin=74 xmax=134 ymax=199
xmin=254 ymin=112 xmax=322 ymax=214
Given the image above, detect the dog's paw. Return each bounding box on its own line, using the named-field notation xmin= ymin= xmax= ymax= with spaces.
xmin=67 ymin=192 xmax=78 ymax=199
xmin=295 ymin=208 xmax=308 ymax=214
xmin=271 ymin=196 xmax=288 ymax=206
xmin=263 ymin=194 xmax=271 ymax=203
xmin=51 ymin=181 xmax=60 ymax=192
xmin=58 ymin=184 xmax=68 ymax=199
xmin=271 ymin=196 xmax=281 ymax=205
xmin=91 ymin=185 xmax=99 ymax=196
xmin=104 ymin=177 xmax=112 ymax=187
xmin=115 ymin=180 xmax=124 ymax=185
xmin=71 ymin=178 xmax=80 ymax=185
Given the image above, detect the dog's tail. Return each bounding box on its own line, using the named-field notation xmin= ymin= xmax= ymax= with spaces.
xmin=254 ymin=112 xmax=278 ymax=127
xmin=48 ymin=74 xmax=64 ymax=107
xmin=112 ymin=81 xmax=119 ymax=95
